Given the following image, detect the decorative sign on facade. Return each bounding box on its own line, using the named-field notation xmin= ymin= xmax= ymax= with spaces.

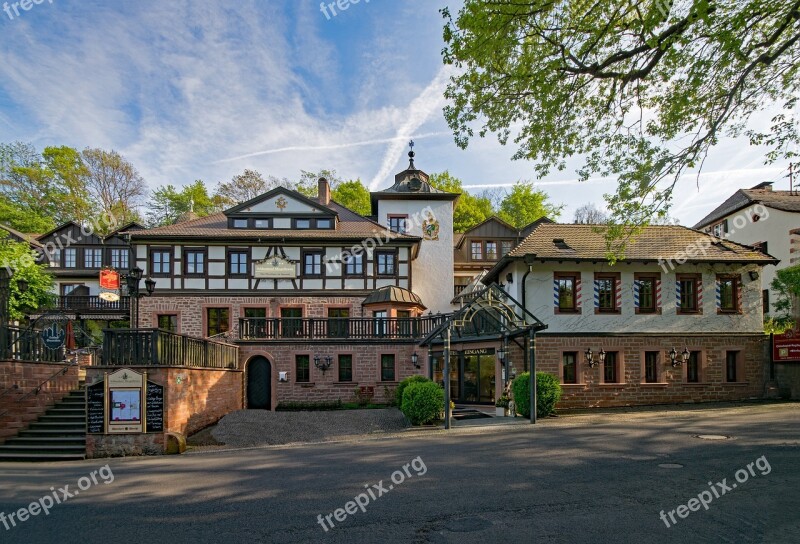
xmin=40 ymin=321 xmax=66 ymax=350
xmin=463 ymin=348 xmax=496 ymax=356
xmin=422 ymin=211 xmax=440 ymax=241
xmin=254 ymin=256 xmax=297 ymax=279
xmin=107 ymin=369 xmax=144 ymax=433
xmin=99 ymin=268 xmax=121 ymax=302
xmin=276 ymin=196 xmax=288 ymax=210
xmin=86 ymin=370 xmax=164 ymax=434
xmin=773 ymin=329 xmax=800 ymax=362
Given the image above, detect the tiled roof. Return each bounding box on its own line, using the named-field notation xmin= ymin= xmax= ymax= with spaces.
xmin=694 ymin=187 xmax=800 ymax=228
xmin=505 ymin=223 xmax=777 ymax=263
xmin=0 ymin=223 xmax=42 ymax=247
xmin=131 ymin=199 xmax=419 ymax=242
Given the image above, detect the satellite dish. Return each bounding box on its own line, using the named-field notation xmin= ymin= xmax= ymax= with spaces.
xmin=409 ymin=177 xmax=422 ymax=191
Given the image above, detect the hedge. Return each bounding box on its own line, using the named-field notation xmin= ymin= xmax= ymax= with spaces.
xmin=511 ymin=372 xmax=562 ymax=418
xmin=401 ymin=381 xmax=445 ymax=425
xmin=276 ymin=400 xmax=343 ymax=411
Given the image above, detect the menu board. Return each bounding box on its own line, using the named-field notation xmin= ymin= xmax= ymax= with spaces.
xmin=146 ymin=381 xmax=164 ymax=433
xmin=86 ymin=381 xmax=105 ymax=434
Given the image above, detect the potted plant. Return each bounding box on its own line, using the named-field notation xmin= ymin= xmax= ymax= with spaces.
xmin=495 ymin=393 xmax=510 ymax=416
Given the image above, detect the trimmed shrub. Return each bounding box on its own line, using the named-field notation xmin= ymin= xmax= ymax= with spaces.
xmin=401 ymin=381 xmax=445 ymax=425
xmin=512 ymin=372 xmax=562 ymax=418
xmin=396 ymin=375 xmax=431 ymax=407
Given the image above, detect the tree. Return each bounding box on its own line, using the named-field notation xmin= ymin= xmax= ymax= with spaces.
xmin=498 ymin=181 xmax=563 ymax=228
xmin=429 ymin=171 xmax=494 ymax=231
xmin=215 ymin=169 xmax=292 ymax=205
xmin=331 ymin=179 xmax=371 ymax=216
xmin=441 ymin=0 xmax=800 ymax=238
xmin=573 ymin=203 xmax=609 ymax=224
xmin=81 ymin=148 xmax=147 ymax=227
xmin=0 ymin=234 xmax=54 ymax=320
xmin=770 ymin=264 xmax=800 ymax=329
xmin=296 ymin=169 xmax=345 ymax=198
xmin=147 ymin=180 xmax=226 ymax=226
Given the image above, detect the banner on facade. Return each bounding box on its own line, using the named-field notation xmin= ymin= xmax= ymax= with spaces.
xmin=773 ymin=329 xmax=800 ymax=363
xmin=254 ymin=256 xmax=297 ymax=279
xmin=99 ymin=269 xmax=121 ymax=302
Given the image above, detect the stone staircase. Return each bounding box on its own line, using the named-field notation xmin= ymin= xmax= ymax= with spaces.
xmin=0 ymin=387 xmax=86 ymax=461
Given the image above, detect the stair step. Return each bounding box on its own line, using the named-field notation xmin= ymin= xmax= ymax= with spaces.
xmin=28 ymin=422 xmax=86 ymax=430
xmin=7 ymin=437 xmax=86 ymax=446
xmin=0 ymin=453 xmax=86 ymax=461
xmin=0 ymin=445 xmax=86 ymax=452
xmin=17 ymin=429 xmax=86 ymax=438
xmin=46 ymin=408 xmax=86 ymax=416
xmin=38 ymin=414 xmax=85 ymax=421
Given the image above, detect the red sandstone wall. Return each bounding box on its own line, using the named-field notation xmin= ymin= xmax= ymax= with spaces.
xmin=533 ymin=334 xmax=767 ymax=408
xmin=0 ymin=361 xmax=80 ymax=444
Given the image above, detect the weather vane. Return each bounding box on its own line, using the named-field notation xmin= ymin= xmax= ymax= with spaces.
xmin=409 ymin=139 xmax=415 ymax=151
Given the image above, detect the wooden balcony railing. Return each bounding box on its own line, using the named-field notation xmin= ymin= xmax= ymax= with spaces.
xmin=49 ymin=295 xmax=131 ymax=313
xmin=102 ymin=329 xmax=239 ymax=369
xmin=238 ymin=316 xmax=446 ymax=341
xmin=0 ymin=326 xmax=67 ymax=363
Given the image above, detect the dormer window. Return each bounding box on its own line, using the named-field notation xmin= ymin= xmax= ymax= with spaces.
xmin=295 ymin=219 xmax=311 ymax=229
xmin=254 ymin=219 xmax=271 ymax=229
xmin=317 ymin=218 xmax=332 ymax=229
xmin=232 ymin=219 xmax=248 ymax=229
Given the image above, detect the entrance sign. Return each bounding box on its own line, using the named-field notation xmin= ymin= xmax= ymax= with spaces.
xmin=254 ymin=256 xmax=297 ymax=279
xmin=462 ymin=348 xmax=496 ymax=356
xmin=773 ymin=330 xmax=800 ymax=362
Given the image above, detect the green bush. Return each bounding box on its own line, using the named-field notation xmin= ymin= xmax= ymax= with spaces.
xmin=401 ymin=381 xmax=445 ymax=425
xmin=395 ymin=375 xmax=431 ymax=407
xmin=276 ymin=399 xmax=343 ymax=411
xmin=512 ymin=372 xmax=562 ymax=418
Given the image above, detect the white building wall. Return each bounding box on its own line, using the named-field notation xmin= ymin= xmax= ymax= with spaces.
xmin=705 ymin=205 xmax=796 ymax=314
xmin=377 ymin=199 xmax=455 ymax=312
xmin=513 ymin=261 xmax=765 ymax=334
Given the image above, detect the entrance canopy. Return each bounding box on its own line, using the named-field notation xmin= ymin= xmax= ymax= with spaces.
xmin=420 ymin=284 xmax=547 ymax=347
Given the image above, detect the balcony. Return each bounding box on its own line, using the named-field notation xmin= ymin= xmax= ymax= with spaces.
xmin=238 ymin=317 xmax=445 ymax=342
xmin=48 ymin=296 xmax=131 ymax=314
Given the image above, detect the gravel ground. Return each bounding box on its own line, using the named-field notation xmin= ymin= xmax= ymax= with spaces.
xmin=209 ymin=408 xmax=410 ymax=447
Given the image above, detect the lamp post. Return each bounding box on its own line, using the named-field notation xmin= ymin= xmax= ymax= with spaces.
xmin=443 ymin=325 xmax=451 ymax=430
xmin=0 ymin=269 xmax=9 ymax=357
xmin=125 ymin=267 xmax=156 ymax=328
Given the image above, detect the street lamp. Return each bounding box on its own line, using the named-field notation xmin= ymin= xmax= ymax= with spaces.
xmin=125 ymin=267 xmax=155 ymax=328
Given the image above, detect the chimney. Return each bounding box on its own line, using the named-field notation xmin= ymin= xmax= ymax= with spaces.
xmin=751 ymin=181 xmax=774 ymax=191
xmin=318 ymin=177 xmax=330 ymax=205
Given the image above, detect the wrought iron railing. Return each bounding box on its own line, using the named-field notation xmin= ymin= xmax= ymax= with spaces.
xmin=238 ymin=316 xmax=446 ymax=341
xmin=102 ymin=329 xmax=239 ymax=369
xmin=49 ymin=295 xmax=131 ymax=312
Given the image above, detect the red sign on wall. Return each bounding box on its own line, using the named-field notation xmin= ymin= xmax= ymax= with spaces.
xmin=99 ymin=269 xmax=121 ymax=290
xmin=773 ymin=330 xmax=800 ymax=363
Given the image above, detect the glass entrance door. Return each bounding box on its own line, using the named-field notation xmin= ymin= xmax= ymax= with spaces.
xmin=432 ymin=351 xmax=496 ymax=404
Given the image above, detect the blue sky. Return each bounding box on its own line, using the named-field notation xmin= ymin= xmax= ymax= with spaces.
xmin=0 ymin=0 xmax=791 ymax=225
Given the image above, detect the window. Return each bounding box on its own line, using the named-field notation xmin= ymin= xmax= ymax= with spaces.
xmin=61 ymin=284 xmax=83 ymax=296
xmin=242 ymin=308 xmax=266 ymax=338
xmin=151 ymin=249 xmax=171 ymax=276
xmin=232 ymin=218 xmax=248 ymax=229
xmin=388 ymin=216 xmax=408 ymax=234
xmin=397 ymin=310 xmax=412 ymax=337
xmin=64 ymin=248 xmax=76 ymax=268
xmin=373 ymin=310 xmax=387 ymax=337
xmin=556 ymin=274 xmax=578 ymax=311
xmin=644 ymin=351 xmax=659 ymax=383
xmin=254 ymin=219 xmax=270 ymax=229
xmin=157 ymin=314 xmax=178 ymax=332
xmin=485 ymin=241 xmax=498 ymax=260
xmin=678 ymin=275 xmax=700 ymax=312
xmin=295 ymin=219 xmax=311 ymax=229
xmin=471 ymin=241 xmax=483 ymax=260
xmin=687 ymin=351 xmax=700 ymax=383
xmin=110 ymin=248 xmax=129 ymax=270
xmin=316 ymin=218 xmax=332 ymax=229
xmin=718 ymin=276 xmax=739 ymax=312
xmin=376 ymin=251 xmax=396 ymax=276
xmin=206 ymin=308 xmax=229 ymax=337
xmin=49 ymin=248 xmax=62 ymax=267
xmin=185 ymin=250 xmax=205 ymax=276
xmin=637 ymin=276 xmax=657 ymax=313
xmin=281 ymin=307 xmax=303 ymax=338
xmin=83 ymin=249 xmax=102 ymax=269
xmin=562 ymin=352 xmax=578 ymax=384
xmin=296 ymin=355 xmax=310 ymax=383
xmin=596 ymin=274 xmax=618 ymax=312
xmin=228 ymin=251 xmax=248 ymax=276
xmin=726 ymin=351 xmax=739 ymax=382
xmin=328 ymin=308 xmax=349 ymax=338
xmin=603 ymin=352 xmax=619 ymax=384
xmin=712 ymin=220 xmax=728 ymax=237
xmin=763 ymin=290 xmax=770 ymax=314
xmin=244 ymin=308 xmax=266 ymax=319
xmin=501 ymin=241 xmax=513 ymax=256
xmin=303 ymin=251 xmax=323 ymax=277
xmin=344 ymin=253 xmax=364 ymax=276
xmin=381 ymin=354 xmax=396 ymax=381
xmin=338 ymin=354 xmax=353 ymax=382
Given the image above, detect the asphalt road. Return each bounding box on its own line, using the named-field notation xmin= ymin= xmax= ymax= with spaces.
xmin=1 ymin=403 xmax=798 ymax=544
